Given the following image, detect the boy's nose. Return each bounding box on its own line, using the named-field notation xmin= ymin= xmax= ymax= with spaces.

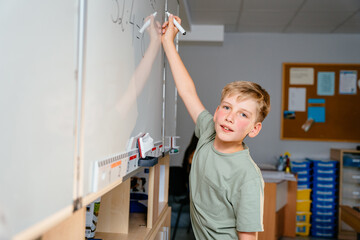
xmin=225 ymin=113 xmax=234 ymax=123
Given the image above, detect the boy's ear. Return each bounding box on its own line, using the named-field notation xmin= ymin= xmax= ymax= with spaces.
xmin=248 ymin=122 xmax=262 ymax=138
xmin=213 ymin=106 xmax=220 ymax=122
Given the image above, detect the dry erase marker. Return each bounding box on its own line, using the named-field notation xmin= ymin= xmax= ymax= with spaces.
xmin=166 ymin=11 xmax=186 ymax=35
xmin=139 ymin=12 xmax=157 ymax=33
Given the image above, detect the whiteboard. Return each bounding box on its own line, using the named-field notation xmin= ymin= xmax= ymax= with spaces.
xmin=0 ymin=1 xmax=78 ymax=237
xmin=82 ymin=0 xmax=166 ymax=196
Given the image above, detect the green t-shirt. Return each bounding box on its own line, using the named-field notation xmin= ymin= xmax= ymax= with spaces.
xmin=189 ymin=110 xmax=264 ymax=240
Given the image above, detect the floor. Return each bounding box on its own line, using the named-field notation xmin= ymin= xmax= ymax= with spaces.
xmin=171 ymin=227 xmax=196 ymax=240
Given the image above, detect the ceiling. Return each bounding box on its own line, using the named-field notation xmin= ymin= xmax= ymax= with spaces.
xmin=180 ymin=0 xmax=360 ymax=33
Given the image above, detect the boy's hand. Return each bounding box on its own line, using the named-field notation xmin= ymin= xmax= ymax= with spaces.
xmin=161 ymin=14 xmax=205 ymax=123
xmin=238 ymin=231 xmax=257 ymax=240
xmin=161 ymin=14 xmax=181 ymax=47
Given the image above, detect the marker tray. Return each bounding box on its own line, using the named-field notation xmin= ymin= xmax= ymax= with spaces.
xmin=138 ymin=156 xmax=159 ymax=167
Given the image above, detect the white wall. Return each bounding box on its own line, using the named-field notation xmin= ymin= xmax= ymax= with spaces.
xmin=170 ymin=33 xmax=360 ymax=166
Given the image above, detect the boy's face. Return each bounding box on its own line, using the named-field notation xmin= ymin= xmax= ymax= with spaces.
xmin=213 ymin=95 xmax=262 ymax=151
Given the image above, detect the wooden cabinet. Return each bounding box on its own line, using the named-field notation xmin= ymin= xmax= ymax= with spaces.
xmin=331 ymin=148 xmax=360 ymax=240
xmin=258 ymin=179 xmax=297 ymax=240
xmin=42 ymin=155 xmax=171 ymax=240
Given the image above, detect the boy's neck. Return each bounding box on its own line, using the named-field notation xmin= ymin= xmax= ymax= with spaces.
xmin=213 ymin=136 xmax=244 ymax=153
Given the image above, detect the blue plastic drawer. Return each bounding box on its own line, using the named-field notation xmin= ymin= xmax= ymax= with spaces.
xmin=312 ymin=187 xmax=337 ymax=197
xmin=311 ymin=159 xmax=338 ymax=169
xmin=291 ymin=161 xmax=312 ymax=174
xmin=312 ymin=195 xmax=337 ymax=203
xmin=297 ymin=181 xmax=312 ymax=189
xmin=295 ymin=168 xmax=312 ymax=176
xmin=311 ymin=209 xmax=337 ymax=217
xmin=312 ymin=223 xmax=337 ymax=231
xmin=311 ymin=228 xmax=337 ymax=238
xmin=313 ymin=168 xmax=337 ymax=175
xmin=312 ymin=201 xmax=337 ymax=211
xmin=298 ymin=175 xmax=312 ymax=183
xmin=313 ymin=175 xmax=338 ymax=182
xmin=343 ymin=154 xmax=360 ymax=167
xmin=312 ymin=181 xmax=337 ymax=189
xmin=311 ymin=215 xmax=337 ymax=225
xmin=291 ymin=160 xmax=311 ymax=168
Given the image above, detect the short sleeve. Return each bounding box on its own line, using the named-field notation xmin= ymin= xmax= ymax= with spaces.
xmin=195 ymin=110 xmax=213 ymax=139
xmin=233 ymin=178 xmax=264 ymax=232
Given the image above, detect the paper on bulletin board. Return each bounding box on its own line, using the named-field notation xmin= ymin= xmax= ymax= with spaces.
xmin=317 ymin=72 xmax=335 ymax=96
xmin=290 ymin=68 xmax=314 ymax=85
xmin=339 ymin=70 xmax=357 ymax=94
xmin=288 ymin=87 xmax=306 ymax=112
xmin=308 ymin=99 xmax=326 ymax=123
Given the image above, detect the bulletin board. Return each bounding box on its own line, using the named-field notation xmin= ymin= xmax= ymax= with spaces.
xmin=281 ymin=63 xmax=360 ymax=142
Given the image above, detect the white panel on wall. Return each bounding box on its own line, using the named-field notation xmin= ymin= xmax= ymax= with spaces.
xmin=82 ymin=0 xmax=166 ymax=195
xmin=0 ymin=1 xmax=78 ymax=236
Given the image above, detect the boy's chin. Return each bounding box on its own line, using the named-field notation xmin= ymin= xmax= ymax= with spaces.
xmin=216 ymin=135 xmax=240 ymax=143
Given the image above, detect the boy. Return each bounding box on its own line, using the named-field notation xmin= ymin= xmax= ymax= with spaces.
xmin=162 ymin=15 xmax=271 ymax=240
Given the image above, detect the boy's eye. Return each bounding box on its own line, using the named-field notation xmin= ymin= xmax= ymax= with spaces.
xmin=223 ymin=106 xmax=230 ymax=110
xmin=240 ymin=113 xmax=247 ymax=118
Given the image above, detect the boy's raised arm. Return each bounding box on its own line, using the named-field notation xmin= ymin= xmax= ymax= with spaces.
xmin=162 ymin=15 xmax=205 ymax=124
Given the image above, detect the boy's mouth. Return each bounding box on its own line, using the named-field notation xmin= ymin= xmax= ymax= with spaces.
xmin=221 ymin=125 xmax=233 ymax=132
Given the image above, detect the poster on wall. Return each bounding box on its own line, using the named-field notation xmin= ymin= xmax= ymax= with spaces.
xmin=339 ymin=70 xmax=357 ymax=94
xmin=317 ymin=72 xmax=335 ymax=96
xmin=288 ymin=87 xmax=306 ymax=112
xmin=290 ymin=68 xmax=314 ymax=85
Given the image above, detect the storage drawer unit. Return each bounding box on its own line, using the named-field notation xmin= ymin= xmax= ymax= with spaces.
xmin=307 ymin=158 xmax=339 ymax=238
xmin=330 ymin=149 xmax=360 ymax=240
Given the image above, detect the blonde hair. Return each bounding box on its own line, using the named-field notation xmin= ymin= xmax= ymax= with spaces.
xmin=221 ymin=81 xmax=270 ymax=122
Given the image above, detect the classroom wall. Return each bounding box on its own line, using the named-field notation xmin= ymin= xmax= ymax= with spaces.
xmin=170 ymin=33 xmax=360 ymax=166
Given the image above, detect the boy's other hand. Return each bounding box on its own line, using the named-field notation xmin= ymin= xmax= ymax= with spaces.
xmin=161 ymin=14 xmax=181 ymax=47
xmin=238 ymin=231 xmax=258 ymax=240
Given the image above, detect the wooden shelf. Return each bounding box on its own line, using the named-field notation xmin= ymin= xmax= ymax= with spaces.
xmin=39 ymin=154 xmax=171 ymax=240
xmin=96 ymin=154 xmax=170 ymax=239
xmin=96 ymin=206 xmax=171 ymax=240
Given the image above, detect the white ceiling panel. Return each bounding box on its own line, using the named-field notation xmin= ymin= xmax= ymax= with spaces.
xmin=237 ymin=25 xmax=285 ymax=33
xmin=301 ymin=0 xmax=360 ymax=11
xmin=243 ymin=0 xmax=304 ymax=11
xmin=290 ymin=12 xmax=353 ymax=26
xmin=188 ymin=0 xmax=242 ymax=11
xmin=285 ymin=25 xmax=338 ymax=33
xmin=181 ymin=0 xmax=360 ymax=33
xmin=239 ymin=10 xmax=295 ymax=26
xmin=191 ymin=10 xmax=239 ymax=25
xmin=334 ymin=12 xmax=360 ymax=33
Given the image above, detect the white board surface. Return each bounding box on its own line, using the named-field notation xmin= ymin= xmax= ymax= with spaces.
xmin=0 ymin=1 xmax=78 ymax=237
xmin=0 ymin=0 xmax=177 ymax=236
xmin=82 ymin=0 xmax=166 ymax=195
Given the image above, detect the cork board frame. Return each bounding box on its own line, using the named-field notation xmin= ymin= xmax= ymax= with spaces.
xmin=281 ymin=63 xmax=360 ymax=142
